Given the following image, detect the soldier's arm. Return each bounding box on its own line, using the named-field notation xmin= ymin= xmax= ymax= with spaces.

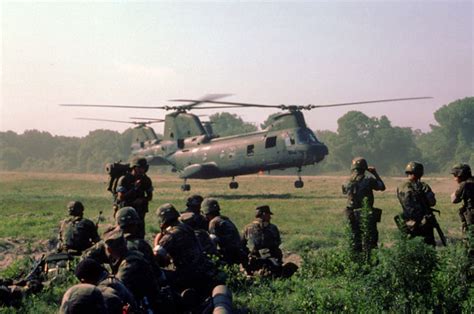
xmin=451 ymin=183 xmax=464 ymax=204
xmin=368 ymin=167 xmax=385 ymax=191
xmin=116 ymin=176 xmax=137 ymax=202
xmin=422 ymin=183 xmax=436 ymax=207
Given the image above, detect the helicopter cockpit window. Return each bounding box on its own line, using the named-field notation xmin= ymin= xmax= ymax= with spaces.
xmin=247 ymin=144 xmax=255 ymax=156
xmin=177 ymin=139 xmax=184 ymax=149
xmin=265 ymin=136 xmax=277 ymax=148
xmin=296 ymin=129 xmax=318 ymax=144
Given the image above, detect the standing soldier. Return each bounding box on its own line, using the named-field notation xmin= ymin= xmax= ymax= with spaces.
xmin=202 ymin=198 xmax=246 ymax=265
xmin=451 ymin=163 xmax=474 ymax=233
xmin=116 ymin=157 xmax=153 ymax=239
xmin=242 ymin=205 xmax=283 ymax=276
xmin=58 ymin=201 xmax=100 ymax=255
xmin=342 ymin=157 xmax=386 ymax=252
xmin=396 ymin=161 xmax=437 ymax=246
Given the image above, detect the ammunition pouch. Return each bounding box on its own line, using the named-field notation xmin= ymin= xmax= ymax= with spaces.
xmin=372 ymin=208 xmax=382 ymax=223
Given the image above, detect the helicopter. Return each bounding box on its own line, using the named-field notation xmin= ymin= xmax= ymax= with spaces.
xmin=62 ymin=95 xmax=430 ymax=191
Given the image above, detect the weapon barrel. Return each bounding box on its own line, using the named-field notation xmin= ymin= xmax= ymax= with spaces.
xmin=212 ymin=285 xmax=233 ymax=314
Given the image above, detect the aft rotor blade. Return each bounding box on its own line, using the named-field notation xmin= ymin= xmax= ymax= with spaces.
xmin=61 ymin=104 xmax=167 ymax=109
xmin=169 ymin=99 xmax=281 ymax=109
xmin=309 ymin=97 xmax=433 ymax=109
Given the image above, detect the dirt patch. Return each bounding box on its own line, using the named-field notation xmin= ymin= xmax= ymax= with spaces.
xmin=283 ymin=252 xmax=302 ymax=267
xmin=0 ymin=237 xmax=55 ymax=270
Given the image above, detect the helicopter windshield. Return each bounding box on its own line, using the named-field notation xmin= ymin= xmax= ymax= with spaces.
xmin=296 ymin=129 xmax=319 ymax=144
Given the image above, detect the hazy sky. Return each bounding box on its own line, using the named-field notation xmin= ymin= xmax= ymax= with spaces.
xmin=1 ymin=1 xmax=473 ymax=137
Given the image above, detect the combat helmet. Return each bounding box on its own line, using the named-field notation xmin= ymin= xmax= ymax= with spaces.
xmin=201 ymin=198 xmax=220 ymax=215
xmin=130 ymin=157 xmax=149 ymax=171
xmin=115 ymin=207 xmax=139 ymax=228
xmin=351 ymin=157 xmax=368 ymax=171
xmin=67 ymin=201 xmax=84 ymax=216
xmin=450 ymin=163 xmax=472 ymax=179
xmin=405 ymin=161 xmax=424 ymax=177
xmin=157 ymin=203 xmax=180 ymax=225
xmin=186 ymin=194 xmax=204 ymax=209
xmin=59 ymin=283 xmax=106 ymax=314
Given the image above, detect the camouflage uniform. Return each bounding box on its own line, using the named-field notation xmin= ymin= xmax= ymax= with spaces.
xmin=105 ymin=231 xmax=160 ymax=311
xmin=180 ymin=212 xmax=218 ymax=256
xmin=342 ymin=158 xmax=385 ymax=251
xmin=59 ymin=283 xmax=107 ymax=314
xmin=242 ymin=207 xmax=283 ymax=276
xmin=116 ymin=158 xmax=153 ymax=239
xmin=397 ymin=162 xmax=437 ymax=246
xmin=58 ymin=201 xmax=100 ymax=254
xmin=181 ymin=194 xmax=208 ymax=231
xmin=208 ymin=215 xmax=244 ymax=265
xmin=155 ymin=203 xmax=218 ymax=295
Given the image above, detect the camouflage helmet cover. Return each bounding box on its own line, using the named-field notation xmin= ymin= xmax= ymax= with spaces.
xmin=59 ymin=283 xmax=106 ymax=314
xmin=405 ymin=161 xmax=424 ymax=177
xmin=450 ymin=163 xmax=471 ymax=178
xmin=186 ymin=194 xmax=204 ymax=208
xmin=67 ymin=201 xmax=84 ymax=216
xmin=201 ymin=198 xmax=221 ymax=215
xmin=351 ymin=157 xmax=368 ymax=171
xmin=157 ymin=203 xmax=180 ymax=225
xmin=130 ymin=157 xmax=149 ymax=170
xmin=115 ymin=206 xmax=139 ymax=228
xmin=256 ymin=205 xmax=273 ymax=217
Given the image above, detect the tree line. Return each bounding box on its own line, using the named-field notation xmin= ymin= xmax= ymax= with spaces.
xmin=0 ymin=97 xmax=472 ymax=175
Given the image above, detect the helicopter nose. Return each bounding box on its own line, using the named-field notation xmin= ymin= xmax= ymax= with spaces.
xmin=309 ymin=143 xmax=328 ymax=163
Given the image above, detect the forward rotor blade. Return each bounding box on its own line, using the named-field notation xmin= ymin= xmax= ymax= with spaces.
xmin=75 ymin=117 xmax=161 ymax=125
xmin=129 ymin=117 xmax=165 ymax=122
xmin=309 ymin=97 xmax=433 ymax=109
xmin=170 ymin=94 xmax=232 ymax=108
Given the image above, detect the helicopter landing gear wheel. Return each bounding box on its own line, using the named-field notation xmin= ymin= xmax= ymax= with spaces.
xmin=181 ymin=179 xmax=191 ymax=191
xmin=181 ymin=184 xmax=191 ymax=191
xmin=294 ymin=167 xmax=304 ymax=188
xmin=294 ymin=180 xmax=304 ymax=188
xmin=229 ymin=177 xmax=239 ymax=189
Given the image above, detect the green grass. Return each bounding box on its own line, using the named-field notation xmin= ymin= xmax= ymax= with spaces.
xmin=0 ymin=171 xmax=469 ymax=312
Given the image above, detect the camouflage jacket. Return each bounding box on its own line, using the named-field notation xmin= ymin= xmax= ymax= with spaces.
xmin=343 ymin=173 xmax=385 ymax=210
xmin=112 ymin=250 xmax=159 ymax=302
xmin=58 ymin=216 xmax=100 ymax=253
xmin=116 ymin=173 xmax=153 ymax=215
xmin=208 ymin=215 xmax=242 ymax=252
xmin=158 ymin=222 xmax=208 ymax=271
xmin=180 ymin=210 xmax=209 ymax=230
xmin=397 ymin=180 xmax=436 ymax=222
xmin=97 ymin=274 xmax=137 ymax=313
xmin=451 ymin=177 xmax=474 ymax=211
xmin=242 ymin=218 xmax=282 ymax=261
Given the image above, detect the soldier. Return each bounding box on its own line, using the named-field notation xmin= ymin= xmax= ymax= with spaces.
xmin=82 ymin=207 xmax=165 ymax=285
xmin=154 ymin=203 xmax=218 ymax=295
xmin=104 ymin=229 xmax=160 ymax=312
xmin=202 ymin=198 xmax=246 ymax=265
xmin=181 ymin=194 xmax=208 ymax=230
xmin=59 ymin=283 xmax=107 ymax=314
xmin=242 ymin=205 xmax=283 ymax=276
xmin=116 ymin=157 xmax=153 ymax=239
xmin=396 ymin=161 xmax=437 ymax=246
xmin=450 ymin=163 xmax=474 ymax=233
xmin=58 ymin=201 xmax=100 ymax=255
xmin=342 ymin=157 xmax=385 ymax=251
xmin=75 ymin=258 xmax=137 ymax=314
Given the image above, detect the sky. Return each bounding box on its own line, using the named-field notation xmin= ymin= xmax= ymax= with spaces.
xmin=1 ymin=1 xmax=473 ymax=137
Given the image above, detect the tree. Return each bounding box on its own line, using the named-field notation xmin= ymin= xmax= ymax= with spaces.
xmin=260 ymin=112 xmax=284 ymax=130
xmin=209 ymin=112 xmax=257 ymax=137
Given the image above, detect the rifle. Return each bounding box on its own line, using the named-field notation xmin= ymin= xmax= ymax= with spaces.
xmin=96 ymin=210 xmax=103 ymax=228
xmin=426 ymin=208 xmax=447 ymax=246
xmin=24 ymin=254 xmax=45 ymax=282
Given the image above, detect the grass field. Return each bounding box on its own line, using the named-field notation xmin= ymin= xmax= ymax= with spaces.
xmin=0 ymin=171 xmax=470 ymax=312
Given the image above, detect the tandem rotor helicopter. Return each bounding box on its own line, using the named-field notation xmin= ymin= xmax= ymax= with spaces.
xmin=62 ymin=95 xmax=430 ymax=191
